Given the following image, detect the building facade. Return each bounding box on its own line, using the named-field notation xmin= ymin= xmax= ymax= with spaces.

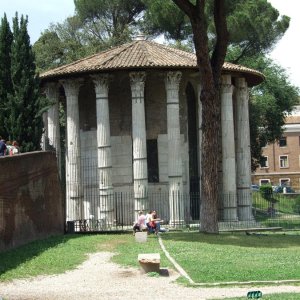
xmin=40 ymin=38 xmax=264 ymax=227
xmin=252 ymin=106 xmax=300 ymax=190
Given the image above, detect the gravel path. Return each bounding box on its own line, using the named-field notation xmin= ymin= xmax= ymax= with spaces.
xmin=1 ymin=252 xmax=300 ymax=300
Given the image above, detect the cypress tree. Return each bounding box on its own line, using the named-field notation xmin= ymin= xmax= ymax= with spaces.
xmin=7 ymin=13 xmax=43 ymax=152
xmin=0 ymin=14 xmax=13 ymax=139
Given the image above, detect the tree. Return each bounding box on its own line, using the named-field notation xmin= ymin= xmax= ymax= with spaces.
xmin=142 ymin=0 xmax=192 ymax=41
xmin=171 ymin=0 xmax=228 ymax=233
xmin=74 ymin=0 xmax=146 ymax=45
xmin=145 ymin=0 xmax=296 ymax=173
xmin=0 ymin=14 xmax=13 ymax=138
xmin=244 ymin=56 xmax=299 ymax=170
xmin=6 ymin=14 xmax=43 ymax=152
xmin=33 ymin=16 xmax=94 ymax=72
xmin=33 ymin=0 xmax=147 ymax=72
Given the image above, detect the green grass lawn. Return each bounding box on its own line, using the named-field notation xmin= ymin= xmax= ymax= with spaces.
xmin=161 ymin=232 xmax=300 ymax=284
xmin=0 ymin=233 xmax=170 ymax=282
xmin=252 ymin=192 xmax=300 ymax=229
xmin=1 ymin=231 xmax=300 ymax=291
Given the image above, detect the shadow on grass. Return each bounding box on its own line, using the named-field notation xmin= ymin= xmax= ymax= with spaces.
xmin=0 ymin=234 xmax=82 ymax=277
xmin=161 ymin=231 xmax=300 ymax=248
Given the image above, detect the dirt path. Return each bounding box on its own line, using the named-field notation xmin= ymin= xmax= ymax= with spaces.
xmin=1 ymin=252 xmax=300 ymax=300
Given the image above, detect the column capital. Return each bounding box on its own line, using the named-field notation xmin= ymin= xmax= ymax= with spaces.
xmin=130 ymin=72 xmax=146 ymax=102
xmin=221 ymin=74 xmax=233 ymax=94
xmin=129 ymin=71 xmax=146 ymax=85
xmin=44 ymin=82 xmax=59 ymax=99
xmin=60 ymin=79 xmax=83 ymax=98
xmin=91 ymin=74 xmax=111 ymax=95
xmin=165 ymin=71 xmax=182 ymax=88
xmin=235 ymin=77 xmax=248 ymax=94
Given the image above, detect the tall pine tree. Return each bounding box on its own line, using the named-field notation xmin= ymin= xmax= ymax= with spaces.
xmin=6 ymin=13 xmax=43 ymax=152
xmin=0 ymin=14 xmax=13 ymax=138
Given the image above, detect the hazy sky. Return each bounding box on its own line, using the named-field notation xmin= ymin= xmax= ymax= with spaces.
xmin=1 ymin=0 xmax=299 ymax=88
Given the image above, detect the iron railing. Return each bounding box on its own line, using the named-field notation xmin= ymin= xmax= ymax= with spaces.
xmin=64 ymin=190 xmax=300 ymax=232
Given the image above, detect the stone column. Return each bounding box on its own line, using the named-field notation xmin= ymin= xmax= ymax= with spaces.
xmin=235 ymin=78 xmax=253 ymax=221
xmin=92 ymin=74 xmax=114 ymax=226
xmin=41 ymin=111 xmax=48 ymax=151
xmin=221 ymin=75 xmax=237 ymax=221
xmin=45 ymin=83 xmax=61 ymax=177
xmin=129 ymin=72 xmax=148 ymax=215
xmin=61 ymin=79 xmax=83 ymax=222
xmin=165 ymin=71 xmax=184 ymax=226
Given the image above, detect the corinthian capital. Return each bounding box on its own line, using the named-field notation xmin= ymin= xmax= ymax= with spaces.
xmin=44 ymin=82 xmax=59 ymax=100
xmin=129 ymin=72 xmax=146 ymax=85
xmin=165 ymin=71 xmax=182 ymax=88
xmin=91 ymin=74 xmax=110 ymax=96
xmin=221 ymin=75 xmax=233 ymax=94
xmin=60 ymin=79 xmax=83 ymax=98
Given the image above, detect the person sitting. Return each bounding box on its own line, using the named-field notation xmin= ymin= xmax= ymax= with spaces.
xmin=132 ymin=210 xmax=146 ymax=235
xmin=148 ymin=210 xmax=166 ymax=234
xmin=145 ymin=210 xmax=155 ymax=234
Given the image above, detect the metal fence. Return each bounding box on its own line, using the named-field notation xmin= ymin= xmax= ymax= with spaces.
xmin=64 ymin=189 xmax=300 ymax=233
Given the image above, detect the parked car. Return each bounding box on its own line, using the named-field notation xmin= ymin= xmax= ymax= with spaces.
xmin=273 ymin=185 xmax=295 ymax=193
xmin=251 ymin=184 xmax=260 ymax=192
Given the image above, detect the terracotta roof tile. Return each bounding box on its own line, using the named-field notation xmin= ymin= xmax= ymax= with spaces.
xmin=40 ymin=40 xmax=264 ymax=86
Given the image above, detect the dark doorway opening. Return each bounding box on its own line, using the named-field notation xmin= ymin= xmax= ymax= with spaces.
xmin=186 ymin=83 xmax=200 ymax=220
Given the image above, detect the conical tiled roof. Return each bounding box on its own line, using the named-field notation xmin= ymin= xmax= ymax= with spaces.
xmin=40 ymin=39 xmax=264 ymax=86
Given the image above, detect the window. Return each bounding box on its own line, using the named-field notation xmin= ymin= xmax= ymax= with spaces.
xmin=260 ymin=179 xmax=270 ymax=185
xmin=147 ymin=139 xmax=159 ymax=183
xmin=260 ymin=156 xmax=269 ymax=168
xmin=280 ymin=178 xmax=290 ymax=186
xmin=279 ymin=155 xmax=289 ymax=168
xmin=279 ymin=137 xmax=287 ymax=147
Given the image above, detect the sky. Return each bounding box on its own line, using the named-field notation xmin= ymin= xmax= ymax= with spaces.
xmin=0 ymin=0 xmax=299 ymax=88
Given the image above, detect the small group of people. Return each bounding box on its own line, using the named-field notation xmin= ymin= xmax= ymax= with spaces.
xmin=0 ymin=137 xmax=19 ymax=156
xmin=133 ymin=210 xmax=168 ymax=235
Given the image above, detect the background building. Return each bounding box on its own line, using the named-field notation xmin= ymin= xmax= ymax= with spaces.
xmin=252 ymin=106 xmax=300 ymax=190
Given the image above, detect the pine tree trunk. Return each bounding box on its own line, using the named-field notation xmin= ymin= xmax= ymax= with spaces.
xmin=172 ymin=0 xmax=228 ymax=233
xmin=200 ymin=88 xmax=220 ymax=233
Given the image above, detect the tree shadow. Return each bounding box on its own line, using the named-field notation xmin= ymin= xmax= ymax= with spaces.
xmin=0 ymin=234 xmax=83 ymax=279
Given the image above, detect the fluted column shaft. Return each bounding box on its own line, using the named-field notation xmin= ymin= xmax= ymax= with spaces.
xmin=92 ymin=74 xmax=114 ymax=224
xmin=221 ymin=75 xmax=237 ymax=221
xmin=130 ymin=72 xmax=148 ymax=214
xmin=41 ymin=111 xmax=48 ymax=151
xmin=165 ymin=71 xmax=184 ymax=226
xmin=45 ymin=83 xmax=61 ymax=177
xmin=61 ymin=79 xmax=82 ymax=221
xmin=235 ymin=78 xmax=253 ymax=220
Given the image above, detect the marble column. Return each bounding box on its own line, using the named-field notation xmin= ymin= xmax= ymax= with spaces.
xmin=129 ymin=72 xmax=148 ymax=215
xmin=221 ymin=75 xmax=237 ymax=221
xmin=41 ymin=111 xmax=48 ymax=151
xmin=165 ymin=71 xmax=184 ymax=226
xmin=235 ymin=78 xmax=253 ymax=220
xmin=92 ymin=74 xmax=114 ymax=226
xmin=45 ymin=83 xmax=61 ymax=177
xmin=61 ymin=79 xmax=83 ymax=221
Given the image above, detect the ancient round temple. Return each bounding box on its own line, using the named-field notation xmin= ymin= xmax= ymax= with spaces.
xmin=40 ymin=37 xmax=264 ymax=229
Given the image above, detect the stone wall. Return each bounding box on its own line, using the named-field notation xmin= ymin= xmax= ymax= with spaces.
xmin=0 ymin=151 xmax=64 ymax=252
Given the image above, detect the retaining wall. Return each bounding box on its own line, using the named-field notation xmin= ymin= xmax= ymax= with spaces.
xmin=0 ymin=151 xmax=64 ymax=252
